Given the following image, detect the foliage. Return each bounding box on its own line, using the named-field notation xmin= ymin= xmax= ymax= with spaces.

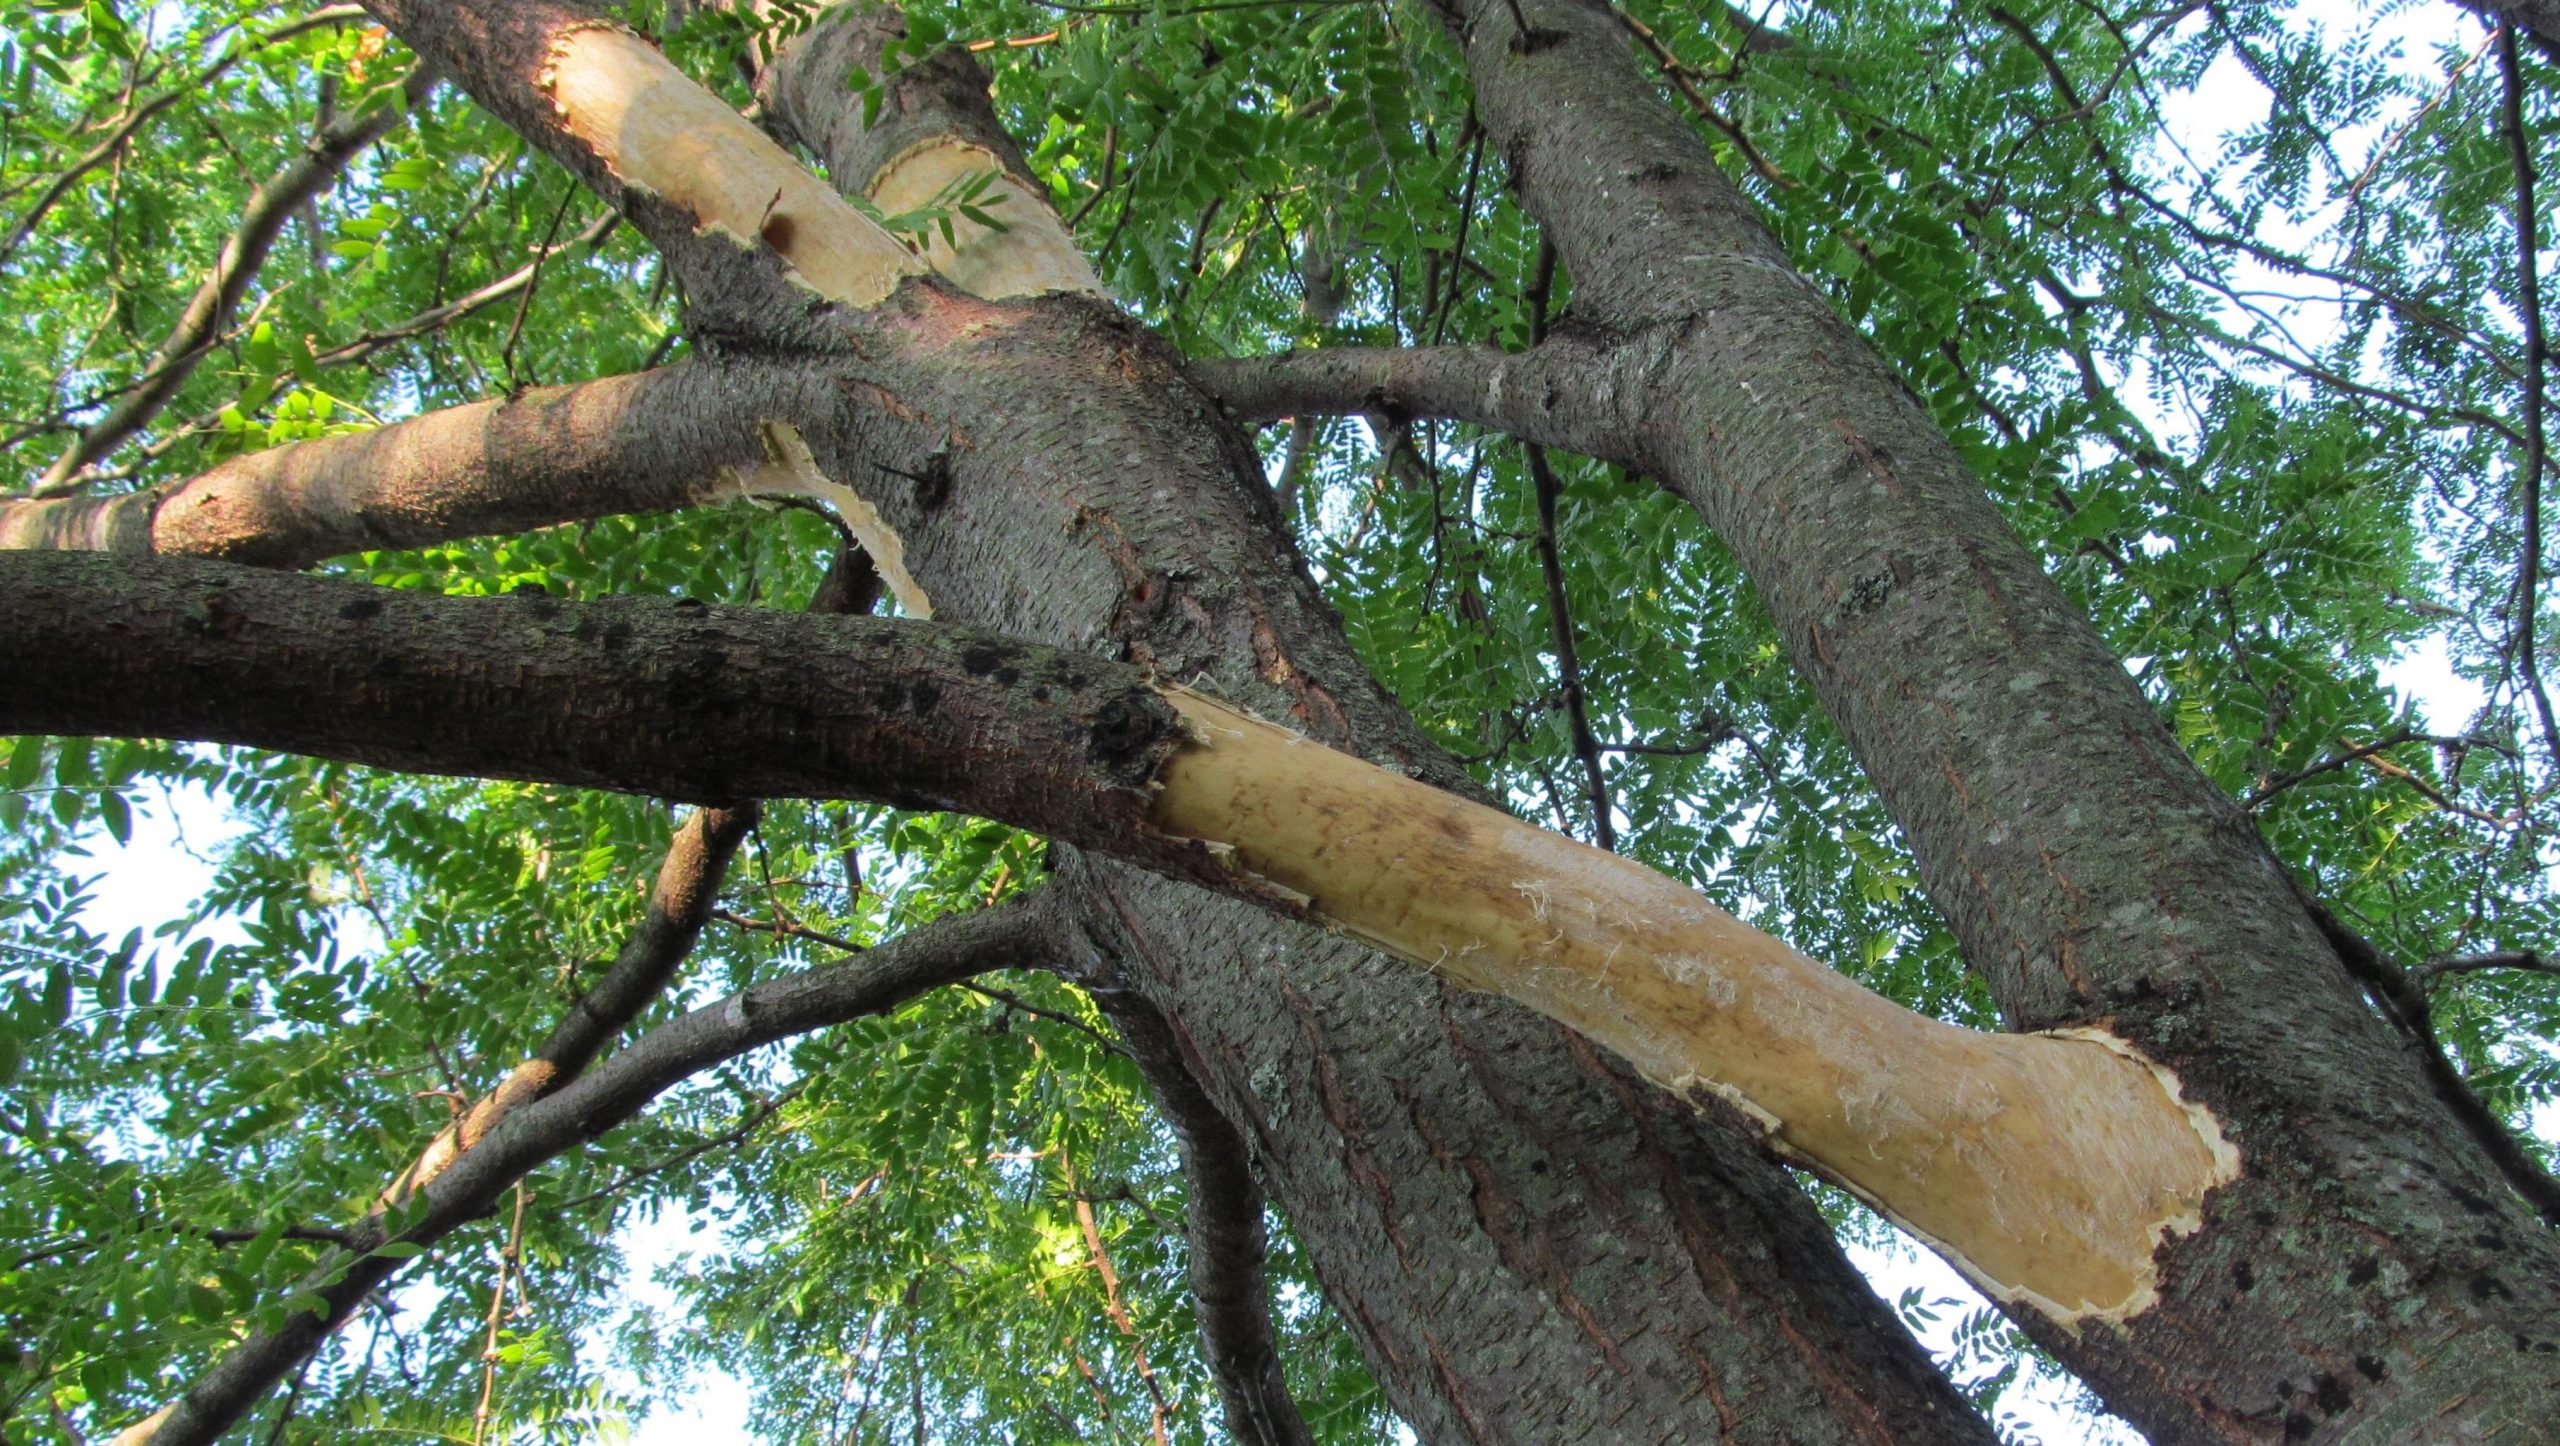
xmin=0 ymin=0 xmax=2554 ymax=1441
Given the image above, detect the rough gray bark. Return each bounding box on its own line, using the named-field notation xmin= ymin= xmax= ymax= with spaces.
xmin=1418 ymin=0 xmax=2560 ymax=1436
xmin=0 ymin=551 xmax=1236 ymax=894
xmin=2458 ymin=0 xmax=2560 ymax=61
xmin=744 ymin=9 xmax=1994 ymax=1443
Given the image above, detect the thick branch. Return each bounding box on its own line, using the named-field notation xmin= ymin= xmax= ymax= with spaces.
xmin=0 ymin=551 xmax=1241 ymax=898
xmin=356 ymin=0 xmax=915 ymax=322
xmin=1186 ymin=339 xmax=1641 ymax=464
xmin=1 ymin=362 xmax=806 ymax=567
xmin=1081 ymin=980 xmax=1314 ymax=1446
xmin=132 ymin=893 xmax=1051 ymax=1446
xmin=755 ymin=1 xmax=1104 ymax=300
xmin=43 ymin=65 xmax=437 ymax=487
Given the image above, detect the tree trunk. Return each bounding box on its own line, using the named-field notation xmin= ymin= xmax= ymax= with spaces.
xmin=345 ymin=2 xmax=1996 ymax=1440
xmin=1431 ymin=0 xmax=2560 ymax=1436
xmin=759 ymin=86 xmax=1991 ymax=1446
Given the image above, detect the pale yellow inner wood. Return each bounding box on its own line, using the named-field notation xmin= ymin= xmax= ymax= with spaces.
xmin=1151 ymin=687 xmax=2239 ymax=1323
xmin=866 ymin=138 xmax=1106 ymax=299
xmin=545 ymin=25 xmax=919 ymax=306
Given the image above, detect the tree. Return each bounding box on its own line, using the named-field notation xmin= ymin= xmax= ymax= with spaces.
xmin=1 ymin=0 xmax=2556 ymax=1441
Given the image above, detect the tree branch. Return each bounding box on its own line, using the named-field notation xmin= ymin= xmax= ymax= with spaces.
xmin=2498 ymin=22 xmax=2560 ymax=764
xmin=127 ymin=892 xmax=1054 ymax=1446
xmin=2299 ymin=895 xmax=2560 ymax=1226
xmin=378 ymin=802 xmax=759 ymax=1204
xmin=2413 ymin=949 xmax=2557 ymax=986
xmin=1186 ymin=338 xmax=1643 ymax=465
xmin=1526 ymin=442 xmax=1615 ymax=850
xmin=0 ymin=551 xmax=1260 ymax=904
xmin=355 ymin=0 xmax=915 ymax=324
xmin=2242 ymin=728 xmax=2422 ymax=809
xmin=0 ymin=7 xmax=372 ymax=269
xmin=42 ymin=63 xmax=438 ymax=488
xmin=2 ymin=361 xmax=808 ymax=567
xmin=1076 ymin=976 xmax=1313 ymax=1446
xmin=2459 ymin=0 xmax=2560 ymax=64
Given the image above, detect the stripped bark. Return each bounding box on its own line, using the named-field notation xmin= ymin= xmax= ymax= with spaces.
xmin=743 ymin=8 xmax=1996 ymax=1440
xmin=3 ymin=364 xmax=796 ymax=566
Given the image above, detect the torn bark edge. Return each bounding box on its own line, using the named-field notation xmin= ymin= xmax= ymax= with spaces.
xmin=536 ymin=20 xmax=917 ymax=308
xmin=1145 ymin=682 xmax=2241 ymax=1327
xmin=1124 ymin=691 xmax=1316 ymax=921
xmin=1699 ymin=1027 xmax=2243 ymax=1327
xmin=716 ymin=420 xmax=936 ymax=617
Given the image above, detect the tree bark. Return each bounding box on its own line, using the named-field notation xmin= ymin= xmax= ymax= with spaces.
xmin=1426 ymin=0 xmax=2560 ymax=1435
xmin=734 ymin=8 xmax=1993 ymax=1441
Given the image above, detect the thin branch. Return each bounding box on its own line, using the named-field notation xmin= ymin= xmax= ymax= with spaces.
xmin=380 ymin=804 xmax=761 ymax=1205
xmin=2299 ymin=893 xmax=2560 ymax=1228
xmin=1527 ymin=444 xmax=1613 ymax=850
xmin=125 ymin=893 xmax=1052 ymax=1446
xmin=0 ymin=6 xmax=371 ymax=267
xmin=957 ymin=980 xmax=1130 ymax=1059
xmin=41 ymin=64 xmax=438 ymax=488
xmin=547 ymin=1082 xmax=808 ymax=1214
xmin=2501 ymin=23 xmax=2560 ymax=765
xmin=2242 ymin=728 xmax=2421 ymax=810
xmin=498 ymin=183 xmax=579 ymax=390
xmin=1078 ymin=978 xmax=1313 ymax=1446
xmin=2414 ymin=949 xmax=2556 ymax=986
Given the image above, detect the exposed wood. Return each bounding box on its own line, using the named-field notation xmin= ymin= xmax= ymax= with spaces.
xmin=541 ymin=24 xmax=916 ymax=305
xmin=1149 ymin=689 xmax=2238 ymax=1322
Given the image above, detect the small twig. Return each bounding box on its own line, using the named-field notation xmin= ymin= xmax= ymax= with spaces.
xmin=498 ymin=183 xmax=578 ymax=391
xmin=712 ymin=905 xmax=864 ymax=956
xmin=2243 ymin=728 xmax=2420 ymax=809
xmin=550 ymin=1085 xmax=806 ymax=1214
xmin=1067 ymin=125 xmax=1118 ymax=228
xmin=959 ymin=980 xmax=1129 ymax=1058
xmin=2348 ymin=23 xmax=2498 ymax=200
xmin=470 ymin=1182 xmax=532 ymax=1446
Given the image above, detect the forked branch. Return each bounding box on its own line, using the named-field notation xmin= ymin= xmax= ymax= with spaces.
xmin=119 ymin=893 xmax=1052 ymax=1446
